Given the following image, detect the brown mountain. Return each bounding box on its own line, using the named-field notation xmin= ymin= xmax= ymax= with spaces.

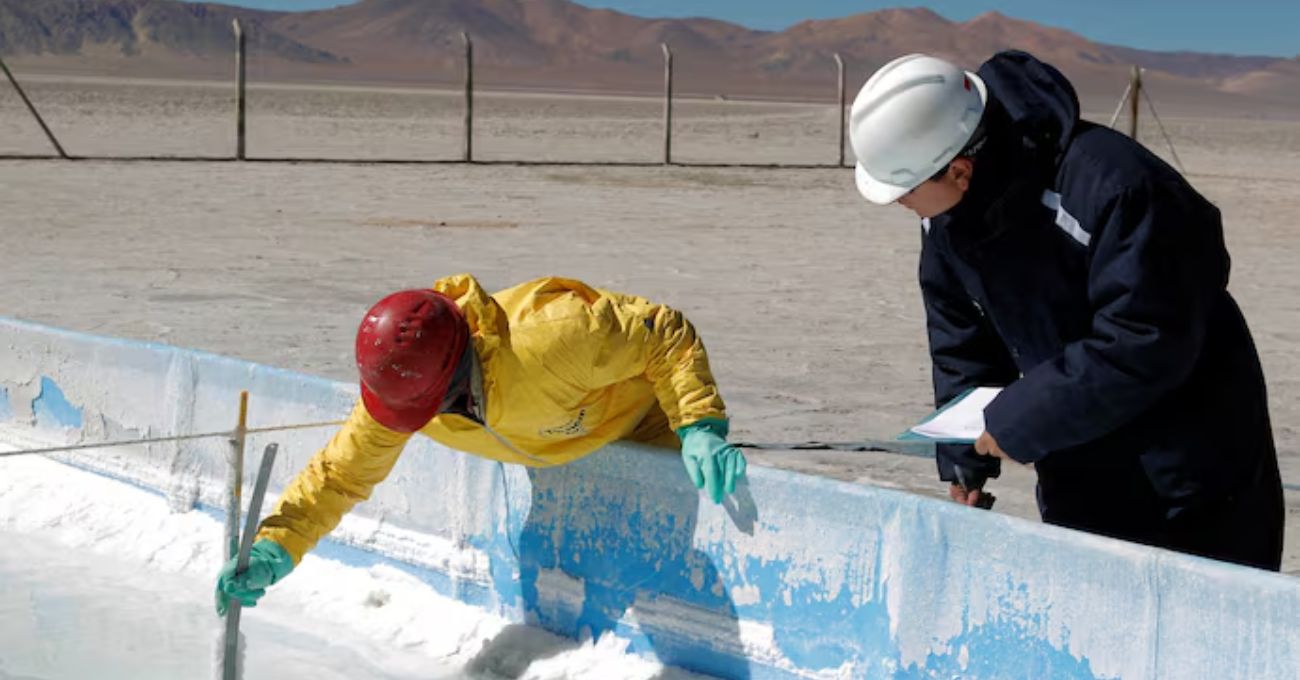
xmin=0 ymin=0 xmax=344 ymax=69
xmin=271 ymin=0 xmax=760 ymax=63
xmin=2 ymin=0 xmax=1296 ymax=115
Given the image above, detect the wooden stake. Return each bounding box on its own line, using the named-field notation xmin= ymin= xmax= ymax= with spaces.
xmin=223 ymin=391 xmax=249 ymax=563
xmin=233 ymin=20 xmax=247 ymax=161
xmin=834 ymin=53 xmax=846 ymax=167
xmin=462 ymin=32 xmax=474 ymax=163
xmin=0 ymin=56 xmax=68 ymax=159
xmin=662 ymin=43 xmax=673 ymax=165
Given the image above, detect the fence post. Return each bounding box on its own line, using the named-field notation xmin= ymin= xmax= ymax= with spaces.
xmin=462 ymin=32 xmax=474 ymax=163
xmin=233 ymin=20 xmax=246 ymax=160
xmin=662 ymin=43 xmax=673 ymax=165
xmin=1128 ymin=65 xmax=1141 ymax=141
xmin=0 ymin=56 xmax=69 ymax=158
xmin=834 ymin=53 xmax=846 ymax=167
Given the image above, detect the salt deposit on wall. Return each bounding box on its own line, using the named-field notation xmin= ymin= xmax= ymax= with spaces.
xmin=0 ymin=446 xmax=700 ymax=680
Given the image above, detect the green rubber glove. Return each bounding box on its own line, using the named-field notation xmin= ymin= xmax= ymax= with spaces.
xmin=677 ymin=418 xmax=748 ymax=504
xmin=214 ymin=539 xmax=295 ymax=616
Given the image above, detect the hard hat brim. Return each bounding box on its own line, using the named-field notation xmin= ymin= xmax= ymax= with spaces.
xmin=854 ymin=162 xmax=913 ymax=205
xmin=853 ymin=70 xmax=988 ymax=206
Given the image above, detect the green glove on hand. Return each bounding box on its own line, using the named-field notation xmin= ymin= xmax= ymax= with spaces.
xmin=214 ymin=539 xmax=295 ymax=616
xmin=677 ymin=418 xmax=747 ymax=504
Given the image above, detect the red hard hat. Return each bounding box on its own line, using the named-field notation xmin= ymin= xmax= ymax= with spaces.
xmin=355 ymin=289 xmax=470 ymax=433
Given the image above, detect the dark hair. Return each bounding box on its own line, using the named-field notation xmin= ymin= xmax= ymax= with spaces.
xmin=925 ymin=115 xmax=989 ymax=182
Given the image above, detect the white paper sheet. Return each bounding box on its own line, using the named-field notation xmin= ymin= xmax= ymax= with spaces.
xmin=907 ymin=387 xmax=1003 ymax=442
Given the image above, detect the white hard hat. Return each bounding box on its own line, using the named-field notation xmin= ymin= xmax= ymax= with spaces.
xmin=850 ymin=54 xmax=987 ymax=204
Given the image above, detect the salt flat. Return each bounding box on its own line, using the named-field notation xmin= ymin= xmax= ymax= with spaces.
xmin=1 ymin=75 xmax=1296 ymax=572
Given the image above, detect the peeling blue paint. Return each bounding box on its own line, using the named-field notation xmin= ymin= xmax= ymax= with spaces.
xmin=901 ymin=620 xmax=1107 ymax=680
xmin=32 ymin=376 xmax=82 ymax=430
xmin=774 ymin=578 xmax=894 ymax=673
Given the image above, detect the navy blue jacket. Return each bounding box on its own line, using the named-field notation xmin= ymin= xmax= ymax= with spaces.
xmin=924 ymin=52 xmax=1277 ymax=512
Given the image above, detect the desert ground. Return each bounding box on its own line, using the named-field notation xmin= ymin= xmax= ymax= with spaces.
xmin=1 ymin=73 xmax=1297 ymax=573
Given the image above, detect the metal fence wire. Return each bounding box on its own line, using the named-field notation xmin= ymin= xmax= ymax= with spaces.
xmin=0 ymin=21 xmax=855 ymax=169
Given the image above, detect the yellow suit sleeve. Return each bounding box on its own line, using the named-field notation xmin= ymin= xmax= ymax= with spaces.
xmin=256 ymin=399 xmax=412 ymax=564
xmin=583 ymin=291 xmax=728 ymax=431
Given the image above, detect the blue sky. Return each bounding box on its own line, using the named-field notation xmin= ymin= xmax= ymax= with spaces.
xmin=201 ymin=1 xmax=1298 ymax=57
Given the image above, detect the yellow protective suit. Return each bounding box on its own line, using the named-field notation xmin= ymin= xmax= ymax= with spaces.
xmin=258 ymin=274 xmax=727 ymax=563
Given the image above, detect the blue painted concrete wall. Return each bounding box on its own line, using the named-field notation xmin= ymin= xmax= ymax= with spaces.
xmin=1 ymin=316 xmax=1297 ymax=679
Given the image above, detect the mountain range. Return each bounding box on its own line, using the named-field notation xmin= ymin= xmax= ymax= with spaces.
xmin=1 ymin=0 xmax=1297 ymax=114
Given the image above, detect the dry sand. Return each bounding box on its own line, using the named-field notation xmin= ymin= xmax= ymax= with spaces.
xmin=1 ymin=75 xmax=1297 ymax=573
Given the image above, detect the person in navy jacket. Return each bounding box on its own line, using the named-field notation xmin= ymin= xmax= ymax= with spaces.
xmin=847 ymin=51 xmax=1283 ymax=570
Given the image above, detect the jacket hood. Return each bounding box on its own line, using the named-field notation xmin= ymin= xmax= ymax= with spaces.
xmin=976 ymin=50 xmax=1082 ymax=163
xmin=934 ymin=51 xmax=1082 ymax=233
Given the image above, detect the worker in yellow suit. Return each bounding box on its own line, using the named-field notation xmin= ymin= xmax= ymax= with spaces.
xmin=215 ymin=274 xmax=746 ymax=613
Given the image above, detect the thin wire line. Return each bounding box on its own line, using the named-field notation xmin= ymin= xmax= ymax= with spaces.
xmin=0 ymin=420 xmax=345 ymax=458
xmin=1141 ymin=84 xmax=1186 ymax=174
xmin=1108 ymin=82 xmax=1133 ymax=129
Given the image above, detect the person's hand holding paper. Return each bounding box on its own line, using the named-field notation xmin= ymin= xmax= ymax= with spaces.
xmin=901 ymin=387 xmax=1008 ymax=509
xmin=974 ymin=431 xmax=1011 ymax=460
